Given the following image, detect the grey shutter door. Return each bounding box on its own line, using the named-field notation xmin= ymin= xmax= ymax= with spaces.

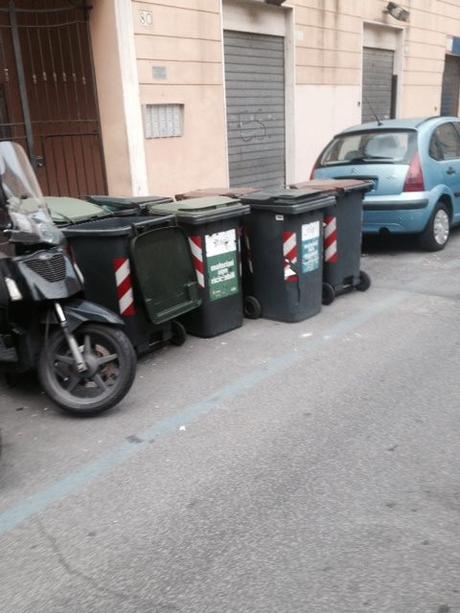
xmin=362 ymin=47 xmax=394 ymax=122
xmin=441 ymin=55 xmax=460 ymax=116
xmin=224 ymin=30 xmax=285 ymax=189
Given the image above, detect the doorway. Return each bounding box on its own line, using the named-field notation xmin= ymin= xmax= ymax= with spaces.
xmin=224 ymin=30 xmax=286 ymax=190
xmin=0 ymin=0 xmax=106 ymax=197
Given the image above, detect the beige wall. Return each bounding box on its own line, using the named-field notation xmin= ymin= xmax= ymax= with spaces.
xmin=90 ymin=0 xmax=133 ymax=195
xmin=92 ymin=0 xmax=460 ymax=195
xmin=132 ymin=0 xmax=228 ymax=197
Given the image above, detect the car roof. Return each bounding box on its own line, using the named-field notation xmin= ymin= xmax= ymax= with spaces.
xmin=339 ymin=116 xmax=456 ymax=135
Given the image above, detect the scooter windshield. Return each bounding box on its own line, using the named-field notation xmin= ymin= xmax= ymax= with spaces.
xmin=0 ymin=141 xmax=63 ymax=245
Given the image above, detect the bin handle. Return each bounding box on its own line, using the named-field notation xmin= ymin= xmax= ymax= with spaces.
xmin=185 ymin=281 xmax=200 ymax=301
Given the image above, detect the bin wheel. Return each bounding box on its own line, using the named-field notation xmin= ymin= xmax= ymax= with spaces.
xmin=170 ymin=321 xmax=187 ymax=346
xmin=244 ymin=296 xmax=262 ymax=320
xmin=322 ymin=282 xmax=335 ymax=306
xmin=356 ymin=270 xmax=371 ymax=292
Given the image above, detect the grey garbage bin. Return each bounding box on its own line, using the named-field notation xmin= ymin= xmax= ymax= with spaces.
xmin=289 ymin=179 xmax=372 ymax=304
xmin=240 ymin=189 xmax=336 ymax=322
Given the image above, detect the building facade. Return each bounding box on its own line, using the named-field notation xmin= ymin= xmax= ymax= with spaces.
xmin=1 ymin=0 xmax=460 ymax=198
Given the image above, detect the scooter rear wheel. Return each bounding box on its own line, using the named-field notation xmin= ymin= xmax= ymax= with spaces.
xmin=38 ymin=324 xmax=136 ymax=416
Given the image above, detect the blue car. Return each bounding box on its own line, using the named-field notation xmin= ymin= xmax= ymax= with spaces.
xmin=312 ymin=116 xmax=460 ymax=250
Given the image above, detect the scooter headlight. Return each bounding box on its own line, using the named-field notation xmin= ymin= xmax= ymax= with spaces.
xmin=5 ymin=277 xmax=22 ymax=301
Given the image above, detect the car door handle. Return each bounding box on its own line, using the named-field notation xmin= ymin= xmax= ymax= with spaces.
xmin=446 ymin=167 xmax=456 ymax=175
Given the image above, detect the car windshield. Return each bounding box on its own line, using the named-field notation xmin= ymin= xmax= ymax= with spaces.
xmin=320 ymin=130 xmax=417 ymax=166
xmin=0 ymin=141 xmax=63 ymax=244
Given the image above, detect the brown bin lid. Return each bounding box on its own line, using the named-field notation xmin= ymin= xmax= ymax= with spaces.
xmin=289 ymin=179 xmax=373 ymax=193
xmin=175 ymin=186 xmax=259 ymax=200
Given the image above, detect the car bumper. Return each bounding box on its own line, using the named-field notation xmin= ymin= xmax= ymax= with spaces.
xmin=362 ymin=193 xmax=431 ymax=234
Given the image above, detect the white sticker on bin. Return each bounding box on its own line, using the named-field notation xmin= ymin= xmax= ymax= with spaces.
xmin=302 ymin=220 xmax=320 ymax=241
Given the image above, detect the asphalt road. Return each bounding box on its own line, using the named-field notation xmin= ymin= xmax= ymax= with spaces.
xmin=1 ymin=231 xmax=460 ymax=613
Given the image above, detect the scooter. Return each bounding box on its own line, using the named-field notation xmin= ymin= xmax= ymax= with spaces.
xmin=0 ymin=141 xmax=136 ymax=416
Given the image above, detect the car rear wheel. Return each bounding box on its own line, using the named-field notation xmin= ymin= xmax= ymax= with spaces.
xmin=419 ymin=202 xmax=450 ymax=252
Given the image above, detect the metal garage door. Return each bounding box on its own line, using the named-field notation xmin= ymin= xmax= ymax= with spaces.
xmin=362 ymin=47 xmax=395 ymax=123
xmin=224 ymin=30 xmax=285 ymax=189
xmin=441 ymin=55 xmax=460 ymax=116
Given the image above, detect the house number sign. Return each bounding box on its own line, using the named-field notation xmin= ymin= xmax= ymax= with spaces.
xmin=140 ymin=10 xmax=153 ymax=26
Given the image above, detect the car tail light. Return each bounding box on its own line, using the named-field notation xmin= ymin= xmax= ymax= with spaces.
xmin=403 ymin=151 xmax=425 ymax=192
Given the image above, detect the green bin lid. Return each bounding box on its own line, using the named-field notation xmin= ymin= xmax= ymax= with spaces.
xmin=131 ymin=226 xmax=201 ymax=325
xmin=44 ymin=197 xmax=108 ymax=225
xmin=149 ymin=196 xmax=250 ymax=225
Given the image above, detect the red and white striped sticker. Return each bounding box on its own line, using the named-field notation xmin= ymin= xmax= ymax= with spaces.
xmin=283 ymin=231 xmax=298 ymax=282
xmin=188 ymin=236 xmax=205 ymax=288
xmin=244 ymin=228 xmax=254 ymax=274
xmin=114 ymin=258 xmax=135 ymax=317
xmin=324 ymin=215 xmax=338 ymax=264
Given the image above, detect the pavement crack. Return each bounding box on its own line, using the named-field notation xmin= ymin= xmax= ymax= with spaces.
xmin=35 ymin=518 xmax=173 ymax=611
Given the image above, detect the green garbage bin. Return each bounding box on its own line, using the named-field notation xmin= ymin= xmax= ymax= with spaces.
xmin=289 ymin=179 xmax=372 ymax=304
xmin=240 ymin=189 xmax=336 ymax=322
xmin=148 ymin=196 xmax=250 ymax=338
xmin=87 ymin=195 xmax=173 ymax=216
xmin=63 ymin=215 xmax=201 ymax=354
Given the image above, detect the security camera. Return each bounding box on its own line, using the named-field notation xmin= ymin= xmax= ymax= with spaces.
xmin=385 ymin=2 xmax=410 ymax=22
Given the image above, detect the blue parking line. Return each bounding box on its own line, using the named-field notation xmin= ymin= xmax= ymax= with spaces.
xmin=0 ymin=291 xmax=405 ymax=537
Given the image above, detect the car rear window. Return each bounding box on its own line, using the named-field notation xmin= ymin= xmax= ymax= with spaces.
xmin=320 ymin=130 xmax=417 ymax=166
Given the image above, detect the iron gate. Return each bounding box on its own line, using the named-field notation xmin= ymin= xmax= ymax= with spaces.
xmin=0 ymin=0 xmax=107 ymax=197
xmin=362 ymin=47 xmax=396 ymax=123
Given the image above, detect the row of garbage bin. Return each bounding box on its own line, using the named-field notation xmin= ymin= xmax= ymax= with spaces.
xmin=47 ymin=180 xmax=372 ymax=355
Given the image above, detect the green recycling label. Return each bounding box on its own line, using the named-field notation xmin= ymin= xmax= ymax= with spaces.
xmin=301 ymin=221 xmax=321 ymax=273
xmin=205 ymin=229 xmax=239 ymax=302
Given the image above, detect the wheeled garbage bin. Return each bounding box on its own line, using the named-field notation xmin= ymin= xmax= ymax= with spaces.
xmin=87 ymin=195 xmax=173 ymax=216
xmin=289 ymin=179 xmax=372 ymax=305
xmin=63 ymin=216 xmax=201 ymax=354
xmin=240 ymin=189 xmax=336 ymax=323
xmin=148 ymin=197 xmax=250 ymax=338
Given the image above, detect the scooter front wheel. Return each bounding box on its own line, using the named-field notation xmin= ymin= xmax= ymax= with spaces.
xmin=38 ymin=324 xmax=137 ymax=416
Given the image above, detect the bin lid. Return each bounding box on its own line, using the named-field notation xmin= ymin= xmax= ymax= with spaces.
xmin=131 ymin=226 xmax=201 ymax=325
xmin=149 ymin=196 xmax=250 ymax=225
xmin=44 ymin=197 xmax=109 ymax=225
xmin=62 ymin=214 xmax=175 ymax=238
xmin=241 ymin=189 xmax=336 ymax=215
xmin=87 ymin=194 xmax=173 ymax=214
xmin=289 ymin=179 xmax=373 ymax=194
xmin=88 ymin=195 xmax=173 ymax=207
xmin=175 ymin=187 xmax=260 ymax=200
